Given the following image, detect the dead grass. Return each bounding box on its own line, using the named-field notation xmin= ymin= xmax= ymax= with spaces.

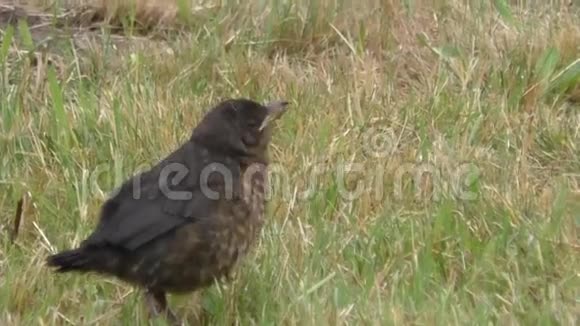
xmin=0 ymin=0 xmax=579 ymax=325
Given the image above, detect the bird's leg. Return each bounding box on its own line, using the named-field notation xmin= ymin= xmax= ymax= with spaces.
xmin=144 ymin=289 xmax=181 ymax=326
xmin=223 ymin=270 xmax=234 ymax=283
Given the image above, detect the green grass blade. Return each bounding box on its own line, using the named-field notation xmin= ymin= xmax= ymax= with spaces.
xmin=547 ymin=58 xmax=580 ymax=96
xmin=535 ymin=47 xmax=560 ymax=82
xmin=494 ymin=0 xmax=514 ymax=25
xmin=17 ymin=19 xmax=34 ymax=51
xmin=47 ymin=66 xmax=68 ymax=148
xmin=0 ymin=25 xmax=14 ymax=65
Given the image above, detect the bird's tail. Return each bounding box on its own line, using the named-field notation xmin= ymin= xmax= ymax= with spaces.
xmin=46 ymin=248 xmax=92 ymax=273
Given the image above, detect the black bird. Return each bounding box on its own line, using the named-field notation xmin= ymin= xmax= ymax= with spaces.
xmin=46 ymin=98 xmax=289 ymax=324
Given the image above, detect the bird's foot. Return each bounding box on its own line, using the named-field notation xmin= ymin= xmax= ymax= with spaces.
xmin=144 ymin=289 xmax=182 ymax=326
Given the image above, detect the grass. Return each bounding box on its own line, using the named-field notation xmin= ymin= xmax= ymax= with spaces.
xmin=1 ymin=0 xmax=579 ymax=325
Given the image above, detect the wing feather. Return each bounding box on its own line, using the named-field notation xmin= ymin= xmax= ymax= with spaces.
xmin=82 ymin=141 xmax=239 ymax=251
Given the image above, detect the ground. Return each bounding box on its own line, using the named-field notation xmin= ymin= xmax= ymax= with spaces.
xmin=0 ymin=0 xmax=579 ymax=325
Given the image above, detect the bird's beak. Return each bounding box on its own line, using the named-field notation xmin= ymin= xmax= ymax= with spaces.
xmin=259 ymin=100 xmax=289 ymax=131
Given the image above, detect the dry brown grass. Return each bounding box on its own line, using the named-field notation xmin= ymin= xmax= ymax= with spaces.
xmin=1 ymin=0 xmax=579 ymax=325
xmin=12 ymin=0 xmax=181 ymax=26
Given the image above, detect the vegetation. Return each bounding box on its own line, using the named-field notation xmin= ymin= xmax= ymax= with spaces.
xmin=1 ymin=0 xmax=578 ymax=324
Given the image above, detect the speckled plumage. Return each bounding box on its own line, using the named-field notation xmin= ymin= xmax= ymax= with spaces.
xmin=46 ymin=98 xmax=288 ymax=325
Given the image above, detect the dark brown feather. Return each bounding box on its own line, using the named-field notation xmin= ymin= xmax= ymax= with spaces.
xmin=46 ymin=98 xmax=288 ymax=324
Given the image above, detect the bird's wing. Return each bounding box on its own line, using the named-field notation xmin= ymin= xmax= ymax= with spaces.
xmin=85 ymin=188 xmax=218 ymax=251
xmin=83 ymin=142 xmax=240 ymax=251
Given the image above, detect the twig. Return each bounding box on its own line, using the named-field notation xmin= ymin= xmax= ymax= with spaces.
xmin=9 ymin=196 xmax=24 ymax=244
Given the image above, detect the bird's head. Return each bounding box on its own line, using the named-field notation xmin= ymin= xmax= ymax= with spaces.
xmin=191 ymin=98 xmax=289 ymax=163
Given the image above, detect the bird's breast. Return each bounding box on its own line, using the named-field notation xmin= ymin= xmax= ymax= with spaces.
xmin=228 ymin=163 xmax=268 ymax=258
xmin=137 ymin=164 xmax=271 ymax=293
